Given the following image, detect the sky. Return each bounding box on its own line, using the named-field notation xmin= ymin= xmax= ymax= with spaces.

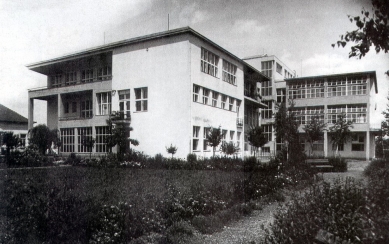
xmin=0 ymin=0 xmax=388 ymax=126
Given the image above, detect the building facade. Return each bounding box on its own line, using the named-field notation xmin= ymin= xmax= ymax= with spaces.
xmin=286 ymin=71 xmax=377 ymax=160
xmin=0 ymin=104 xmax=28 ymax=152
xmin=243 ymin=55 xmax=296 ymax=155
xmin=27 ymin=27 xmax=268 ymax=158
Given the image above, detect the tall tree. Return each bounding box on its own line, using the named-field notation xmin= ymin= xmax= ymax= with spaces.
xmin=29 ymin=125 xmax=60 ymax=155
xmin=247 ymin=126 xmax=267 ymax=157
xmin=329 ymin=113 xmax=354 ymax=156
xmin=2 ymin=132 xmax=19 ymax=156
xmin=303 ymin=115 xmax=326 ymax=157
xmin=332 ymin=0 xmax=389 ymax=75
xmin=206 ymin=126 xmax=222 ymax=157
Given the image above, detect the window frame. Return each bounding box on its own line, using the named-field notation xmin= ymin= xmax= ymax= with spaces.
xmin=96 ymin=92 xmax=112 ymax=116
xmin=135 ymin=87 xmax=148 ymax=112
xmin=201 ymin=48 xmax=219 ymax=78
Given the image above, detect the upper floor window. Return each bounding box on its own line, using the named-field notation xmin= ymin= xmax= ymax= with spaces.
xmin=135 ymin=87 xmax=148 ymax=112
xmin=82 ymin=69 xmax=94 ymax=83
xmin=222 ymin=60 xmax=237 ymax=85
xmin=81 ymin=99 xmax=93 ymax=118
xmin=306 ymin=80 xmax=324 ymax=98
xmin=52 ymin=74 xmax=62 ymax=88
xmin=306 ymin=106 xmax=325 ymax=123
xmin=347 ymin=76 xmax=367 ymax=95
xmin=212 ymin=92 xmax=218 ymax=107
xmin=201 ymin=48 xmax=219 ymax=77
xmin=261 ymin=61 xmax=273 ymax=78
xmin=229 ymin=97 xmax=235 ymax=111
xmin=96 ymin=92 xmax=111 ymax=115
xmin=347 ymin=105 xmax=367 ymax=123
xmin=261 ymin=80 xmax=272 ymax=97
xmin=66 ymin=72 xmax=77 ymax=86
xmin=202 ymin=88 xmax=210 ymax=105
xmin=288 ymin=81 xmax=306 ymax=99
xmin=290 ymin=107 xmax=306 ymax=125
xmin=193 ymin=85 xmax=200 ymax=102
xmin=98 ymin=66 xmax=112 ymax=80
xmin=64 ymin=102 xmax=70 ymax=114
xmin=276 ymin=88 xmax=286 ymax=103
xmin=276 ymin=63 xmax=282 ymax=74
xmin=328 ymin=76 xmax=367 ymax=97
xmin=221 ymin=95 xmax=227 ymax=109
xmin=261 ymin=101 xmax=272 ymax=119
xmin=262 ymin=124 xmax=272 ymax=142
xmin=119 ymin=89 xmax=131 ymax=119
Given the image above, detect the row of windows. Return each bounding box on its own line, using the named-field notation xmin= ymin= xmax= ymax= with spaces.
xmin=290 ymin=104 xmax=367 ymax=125
xmin=61 ymin=127 xmax=111 ymax=153
xmin=51 ymin=66 xmax=112 ymax=88
xmin=192 ymin=126 xmax=241 ymax=152
xmin=193 ymin=84 xmax=241 ymax=112
xmin=300 ymin=134 xmax=365 ymax=152
xmin=201 ymin=48 xmax=238 ymax=86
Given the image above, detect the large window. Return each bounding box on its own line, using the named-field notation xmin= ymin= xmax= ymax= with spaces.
xmin=261 ymin=101 xmax=272 ymax=119
xmin=77 ymin=127 xmax=92 ymax=153
xmin=51 ymin=74 xmax=62 ymax=88
xmin=327 ymin=105 xmax=366 ymax=124
xmin=201 ymin=48 xmax=219 ymax=77
xmin=262 ymin=124 xmax=272 ymax=142
xmin=348 ymin=76 xmax=367 ymax=95
xmin=80 ymin=99 xmax=92 ymax=118
xmin=261 ymin=61 xmax=273 ymax=78
xmin=261 ymin=80 xmax=272 ymax=96
xmin=61 ymin=128 xmax=75 ymax=153
xmin=312 ymin=140 xmax=324 ymax=151
xmin=328 ymin=79 xmax=347 ymax=97
xmin=352 ymin=134 xmax=365 ymax=151
xmin=135 ymin=87 xmax=148 ymax=112
xmin=212 ymin=92 xmax=218 ymax=107
xmin=221 ymin=95 xmax=227 ymax=109
xmin=193 ymin=85 xmax=200 ymax=102
xmin=97 ymin=66 xmax=112 ymax=80
xmin=306 ymin=80 xmax=324 ymax=98
xmin=229 ymin=97 xmax=235 ymax=111
xmin=202 ymin=88 xmax=209 ymax=105
xmin=288 ymin=81 xmax=306 ymax=99
xmin=328 ymin=76 xmax=367 ymax=97
xmin=82 ymin=69 xmax=94 ymax=83
xmin=97 ymin=92 xmax=111 ymax=115
xmin=96 ymin=126 xmax=111 ymax=153
xmin=276 ymin=88 xmax=286 ymax=103
xmin=193 ymin=126 xmax=200 ymax=151
xmin=119 ymin=89 xmax=131 ymax=119
xmin=276 ymin=63 xmax=282 ymax=74
xmin=222 ymin=60 xmax=237 ymax=85
xmin=66 ymin=72 xmax=77 ymax=86
xmin=306 ymin=106 xmax=325 ymax=123
xmin=291 ymin=107 xmax=306 ymax=125
xmin=203 ymin=127 xmax=210 ymax=151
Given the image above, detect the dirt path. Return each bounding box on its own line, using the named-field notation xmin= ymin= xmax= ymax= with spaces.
xmin=188 ymin=160 xmax=369 ymax=244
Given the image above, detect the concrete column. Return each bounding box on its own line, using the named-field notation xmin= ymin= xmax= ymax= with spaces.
xmin=324 ymin=130 xmax=328 ymax=157
xmin=366 ymin=130 xmax=370 ymax=160
xmin=28 ymin=98 xmax=34 ymax=129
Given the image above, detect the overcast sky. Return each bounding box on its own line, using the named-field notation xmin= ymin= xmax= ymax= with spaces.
xmin=0 ymin=0 xmax=388 ymax=125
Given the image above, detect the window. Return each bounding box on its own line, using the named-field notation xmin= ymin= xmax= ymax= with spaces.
xmin=135 ymin=87 xmax=148 ymax=112
xmin=352 ymin=134 xmax=365 ymax=151
xmin=276 ymin=63 xmax=282 ymax=74
xmin=119 ymin=89 xmax=131 ymax=119
xmin=61 ymin=128 xmax=75 ymax=153
xmin=306 ymin=80 xmax=324 ymax=98
xmin=244 ymin=134 xmax=248 ymax=151
xmin=261 ymin=61 xmax=273 ymax=78
xmin=97 ymin=92 xmax=112 ymax=115
xmin=80 ymin=99 xmax=92 ymax=118
xmin=193 ymin=85 xmax=200 ymax=102
xmin=66 ymin=71 xmax=77 ymax=85
xmin=212 ymin=92 xmax=218 ymax=107
xmin=347 ymin=76 xmax=367 ymax=95
xmin=202 ymin=88 xmax=209 ymax=105
xmin=328 ymin=79 xmax=347 ymax=97
xmin=72 ymin=102 xmax=77 ymax=113
xmin=77 ymin=127 xmax=92 ymax=153
xmin=203 ymin=127 xmax=210 ymax=151
xmin=222 ymin=129 xmax=228 ymax=142
xmin=230 ymin=130 xmax=235 ymax=141
xmin=96 ymin=126 xmax=111 ymax=153
xmin=290 ymin=107 xmax=306 ymax=125
xmin=276 ymin=88 xmax=286 ymax=103
xmin=222 ymin=60 xmax=237 ymax=85
xmin=261 ymin=101 xmax=272 ymax=119
xmin=229 ymin=97 xmax=234 ymax=111
xmin=98 ymin=66 xmax=112 ymax=80
xmin=328 ymin=76 xmax=367 ymax=97
xmin=347 ymin=105 xmax=367 ymax=123
xmin=261 ymin=80 xmax=272 ymax=96
xmin=221 ymin=95 xmax=227 ymax=109
xmin=332 ymin=143 xmax=344 ymax=151
xmin=288 ymin=81 xmax=306 ymax=99
xmin=306 ymin=106 xmax=325 ymax=123
xmin=236 ymin=100 xmax=241 ymax=114
xmin=64 ymin=102 xmax=69 ymax=114
xmin=193 ymin=126 xmax=200 ymax=151
xmin=19 ymin=134 xmax=26 ymax=147
xmin=312 ymin=140 xmax=324 ymax=151
xmin=82 ymin=69 xmax=94 ymax=83
xmin=237 ymin=131 xmax=241 ymax=148
xmin=52 ymin=74 xmax=62 ymax=88
xmin=201 ymin=48 xmax=219 ymax=77
xmin=262 ymin=124 xmax=272 ymax=142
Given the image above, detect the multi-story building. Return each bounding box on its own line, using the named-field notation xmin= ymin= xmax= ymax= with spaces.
xmin=0 ymin=104 xmax=28 ymax=151
xmin=243 ymin=55 xmax=296 ymax=155
xmin=27 ymin=27 xmax=268 ymax=158
xmin=286 ymin=71 xmax=378 ymax=160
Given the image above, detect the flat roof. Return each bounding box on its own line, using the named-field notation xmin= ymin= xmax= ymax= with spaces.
xmin=285 ymin=71 xmax=378 ymax=93
xmin=26 ymin=27 xmax=269 ymax=82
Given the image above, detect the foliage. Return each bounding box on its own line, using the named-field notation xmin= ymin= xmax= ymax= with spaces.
xmin=328 ymin=112 xmax=354 ymax=155
xmin=29 ymin=124 xmax=60 ymax=155
xmin=220 ymin=141 xmax=240 ymax=155
xmin=303 ymin=115 xmax=326 ymax=156
xmin=5 ymin=145 xmax=53 ymax=168
xmin=247 ymin=126 xmax=267 ymax=156
xmin=328 ymin=156 xmax=348 ymax=172
xmin=166 ymin=144 xmax=178 ymax=158
xmin=206 ymin=126 xmax=223 ymax=157
xmin=65 ymin=152 xmax=83 ymax=166
xmin=187 ymin=153 xmax=197 ymax=163
xmin=332 ymin=0 xmax=389 ymax=75
xmin=81 ymin=135 xmax=95 ymax=159
xmin=1 ymin=132 xmax=19 ymax=156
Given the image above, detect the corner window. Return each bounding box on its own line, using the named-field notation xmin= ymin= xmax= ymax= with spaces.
xmin=96 ymin=92 xmax=111 ymax=115
xmin=201 ymin=48 xmax=219 ymax=77
xmin=135 ymin=87 xmax=148 ymax=112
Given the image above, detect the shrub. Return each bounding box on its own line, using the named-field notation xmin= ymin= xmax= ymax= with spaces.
xmin=187 ymin=153 xmax=197 ymax=163
xmin=166 ymin=220 xmax=194 ymax=242
xmin=328 ymin=156 xmax=347 ymax=172
xmin=65 ymin=152 xmax=82 ymax=166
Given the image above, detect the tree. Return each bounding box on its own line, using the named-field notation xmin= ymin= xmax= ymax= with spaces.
xmin=206 ymin=126 xmax=223 ymax=157
xmin=166 ymin=144 xmax=178 ymax=158
xmin=329 ymin=113 xmax=354 ymax=156
xmin=332 ymin=0 xmax=389 ymax=75
xmin=106 ymin=112 xmax=139 ymax=160
xmin=29 ymin=125 xmax=60 ymax=155
xmin=220 ymin=141 xmax=240 ymax=156
xmin=247 ymin=126 xmax=267 ymax=157
xmin=303 ymin=115 xmax=326 ymax=157
xmin=2 ymin=132 xmax=19 ymax=156
xmin=81 ymin=135 xmax=95 ymax=159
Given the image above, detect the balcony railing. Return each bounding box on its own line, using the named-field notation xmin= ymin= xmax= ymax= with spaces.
xmin=28 ymin=76 xmax=113 ymax=92
xmin=237 ymin=118 xmax=243 ymax=127
xmin=59 ymin=113 xmax=93 ymax=121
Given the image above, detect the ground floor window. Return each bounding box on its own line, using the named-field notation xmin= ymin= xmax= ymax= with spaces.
xmin=332 ymin=143 xmax=344 ymax=151
xmin=61 ymin=128 xmax=75 ymax=153
xmin=96 ymin=126 xmax=111 ymax=153
xmin=77 ymin=127 xmax=92 ymax=153
xmin=352 ymin=134 xmax=365 ymax=151
xmin=192 ymin=126 xmax=200 ymax=151
xmin=312 ymin=140 xmax=324 ymax=151
xmin=203 ymin=127 xmax=210 ymax=151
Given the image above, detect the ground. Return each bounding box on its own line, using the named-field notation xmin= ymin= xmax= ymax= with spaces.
xmin=187 ymin=160 xmax=369 ymax=244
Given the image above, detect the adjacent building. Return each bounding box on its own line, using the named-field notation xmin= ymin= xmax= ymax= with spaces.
xmin=27 ymin=27 xmax=268 ymax=158
xmin=0 ymin=104 xmax=28 ymax=151
xmin=286 ymin=71 xmax=377 ymax=160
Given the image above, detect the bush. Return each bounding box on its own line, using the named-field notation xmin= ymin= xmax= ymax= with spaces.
xmin=187 ymin=153 xmax=197 ymax=163
xmin=65 ymin=152 xmax=82 ymax=166
xmin=328 ymin=157 xmax=347 ymax=172
xmin=5 ymin=145 xmax=52 ymax=168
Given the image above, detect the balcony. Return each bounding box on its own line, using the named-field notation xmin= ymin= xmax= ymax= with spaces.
xmin=237 ymin=118 xmax=243 ymax=127
xmin=59 ymin=113 xmax=93 ymax=121
xmin=111 ymin=111 xmax=131 ymax=124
